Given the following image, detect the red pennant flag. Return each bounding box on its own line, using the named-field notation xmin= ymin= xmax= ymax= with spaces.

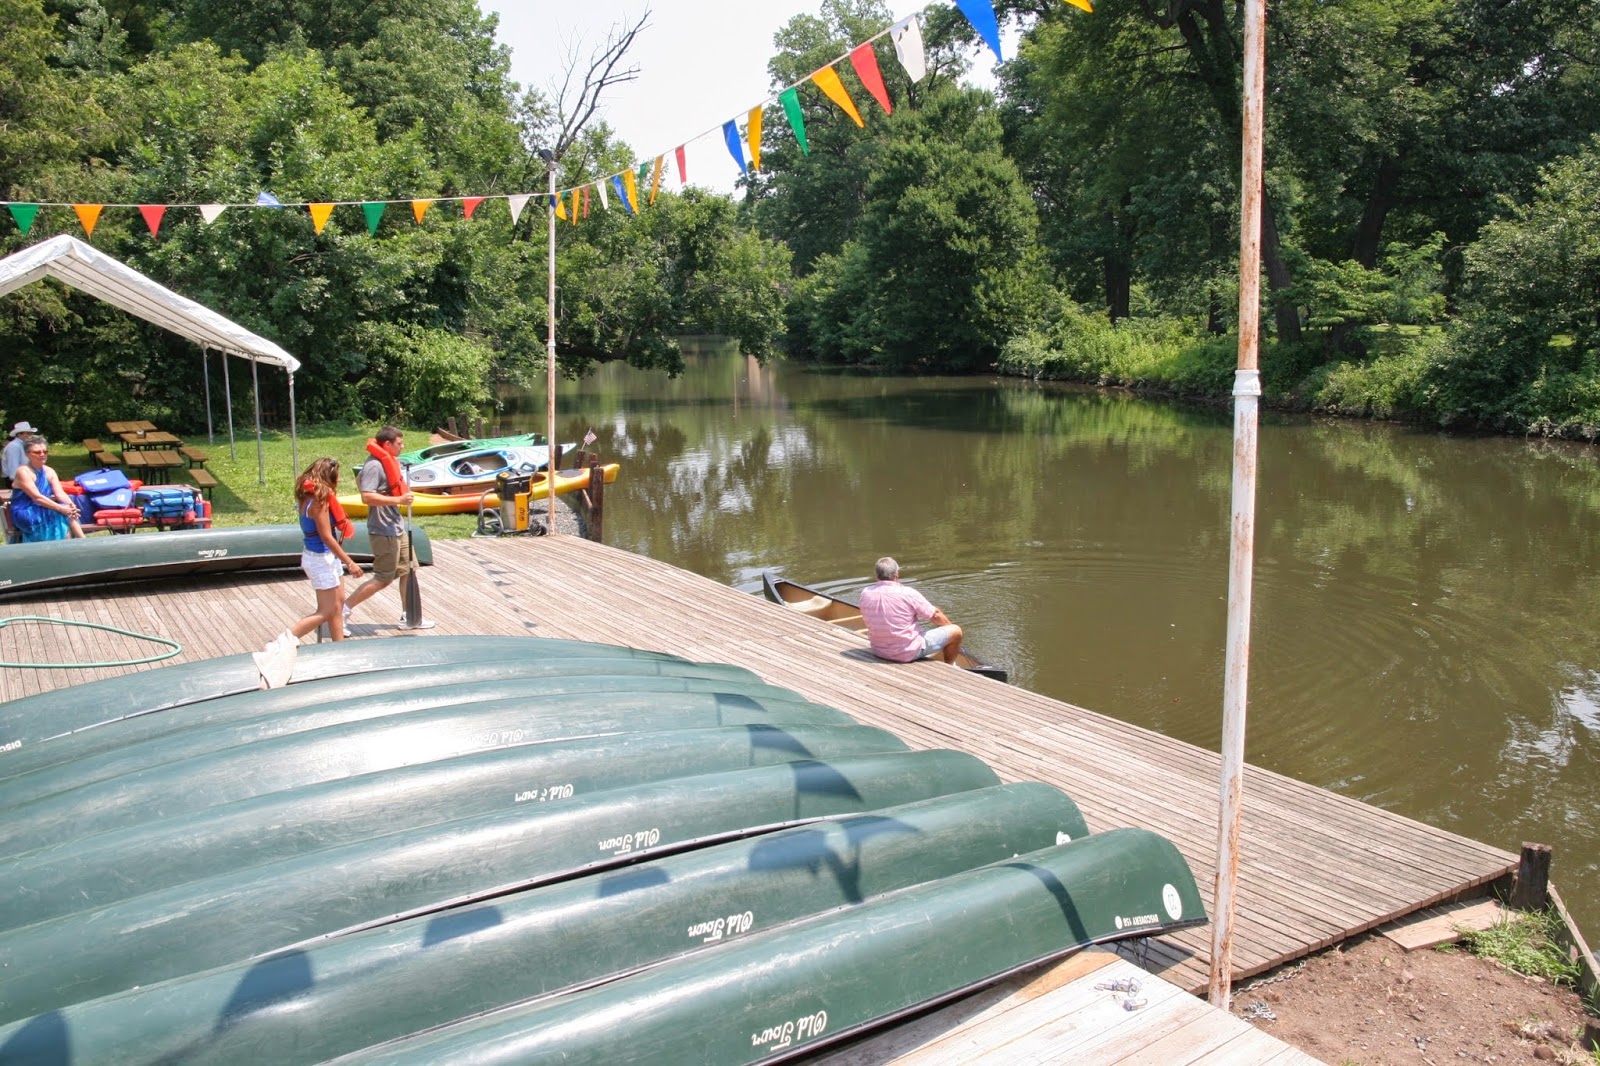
xmin=138 ymin=205 xmax=168 ymax=238
xmin=850 ymin=44 xmax=893 ymax=115
xmin=675 ymin=145 xmax=688 ymax=184
xmin=461 ymin=196 xmax=484 ymax=219
xmin=581 ymin=186 xmax=590 ymax=218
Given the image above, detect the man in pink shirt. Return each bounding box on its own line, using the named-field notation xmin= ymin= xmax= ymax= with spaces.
xmin=859 ymin=557 xmax=965 ymax=665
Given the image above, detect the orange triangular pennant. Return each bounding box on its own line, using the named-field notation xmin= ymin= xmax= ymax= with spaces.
xmin=308 ymin=203 xmax=335 ymax=234
xmin=411 ymin=200 xmax=434 ymax=223
xmin=811 ymin=67 xmax=865 ymax=127
xmin=138 ymin=205 xmax=167 ymax=238
xmin=73 ymin=204 xmax=104 ymax=238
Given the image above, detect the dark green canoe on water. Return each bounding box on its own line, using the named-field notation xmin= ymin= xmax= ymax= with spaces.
xmin=0 ymin=522 xmax=434 ymax=600
xmin=0 ymin=636 xmax=1206 ymax=1061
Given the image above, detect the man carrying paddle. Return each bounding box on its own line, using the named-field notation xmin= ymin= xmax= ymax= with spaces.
xmin=859 ymin=557 xmax=964 ymax=666
xmin=344 ymin=426 xmax=434 ymax=631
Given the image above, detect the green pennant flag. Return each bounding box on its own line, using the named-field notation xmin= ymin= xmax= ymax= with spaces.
xmin=361 ymin=202 xmax=386 ymax=236
xmin=780 ymin=88 xmax=809 ymax=156
xmin=8 ymin=204 xmax=40 ymax=235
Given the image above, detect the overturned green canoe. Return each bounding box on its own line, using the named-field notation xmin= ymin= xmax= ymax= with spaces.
xmin=0 ymin=522 xmax=433 ymax=600
xmin=0 ymin=784 xmax=1090 ymax=1066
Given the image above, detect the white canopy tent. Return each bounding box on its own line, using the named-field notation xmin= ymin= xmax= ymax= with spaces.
xmin=0 ymin=234 xmax=301 ymax=481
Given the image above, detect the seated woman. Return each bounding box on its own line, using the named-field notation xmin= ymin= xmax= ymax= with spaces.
xmin=10 ymin=437 xmax=84 ymax=541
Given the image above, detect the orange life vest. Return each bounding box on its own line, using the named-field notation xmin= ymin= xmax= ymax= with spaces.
xmin=365 ymin=439 xmax=407 ymax=496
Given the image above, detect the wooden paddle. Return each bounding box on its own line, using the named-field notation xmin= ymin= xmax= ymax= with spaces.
xmin=401 ymin=477 xmax=425 ymax=626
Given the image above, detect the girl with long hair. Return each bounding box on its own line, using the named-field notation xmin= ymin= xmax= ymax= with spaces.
xmin=286 ymin=456 xmax=364 ymax=642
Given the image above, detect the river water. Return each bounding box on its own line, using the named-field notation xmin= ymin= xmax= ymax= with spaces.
xmin=505 ymin=340 xmax=1600 ymax=936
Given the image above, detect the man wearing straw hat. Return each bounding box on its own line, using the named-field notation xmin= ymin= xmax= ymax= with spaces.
xmin=2 ymin=421 xmax=38 ymax=490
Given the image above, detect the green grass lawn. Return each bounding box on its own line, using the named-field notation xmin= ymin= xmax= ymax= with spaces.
xmin=55 ymin=422 xmax=478 ymax=541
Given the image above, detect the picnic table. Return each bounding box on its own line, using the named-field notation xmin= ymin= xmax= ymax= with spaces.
xmin=124 ymin=449 xmax=185 ymax=477
xmin=119 ymin=430 xmax=182 ymax=451
xmin=106 ymin=420 xmax=157 ymax=435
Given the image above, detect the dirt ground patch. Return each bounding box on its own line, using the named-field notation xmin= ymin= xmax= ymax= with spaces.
xmin=1232 ymin=933 xmax=1596 ymax=1065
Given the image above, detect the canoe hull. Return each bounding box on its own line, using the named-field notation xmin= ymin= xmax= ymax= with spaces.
xmin=398 ymin=432 xmax=545 ymax=466
xmin=337 ymin=464 xmax=619 ymax=517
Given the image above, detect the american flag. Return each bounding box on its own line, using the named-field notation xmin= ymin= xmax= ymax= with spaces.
xmin=581 ymin=428 xmax=597 ymax=446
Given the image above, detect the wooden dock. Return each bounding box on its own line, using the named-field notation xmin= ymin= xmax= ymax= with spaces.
xmin=0 ymin=534 xmax=1518 ymax=1061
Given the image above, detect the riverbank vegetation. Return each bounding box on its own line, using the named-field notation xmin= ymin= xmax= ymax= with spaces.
xmin=1 ymin=0 xmax=1596 ymax=439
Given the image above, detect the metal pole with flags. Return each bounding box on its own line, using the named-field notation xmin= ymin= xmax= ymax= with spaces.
xmin=543 ymin=152 xmax=558 ymax=532
xmin=1208 ymin=0 xmax=1267 ymax=1012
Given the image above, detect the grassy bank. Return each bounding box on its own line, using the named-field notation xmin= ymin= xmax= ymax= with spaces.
xmin=49 ymin=423 xmax=479 ymax=541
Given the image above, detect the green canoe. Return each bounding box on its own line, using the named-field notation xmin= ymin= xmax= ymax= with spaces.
xmin=0 ymin=784 xmax=1090 ymax=1066
xmin=0 ymin=749 xmax=1000 ymax=1024
xmin=0 ymin=723 xmax=909 ymax=931
xmin=336 ymin=828 xmax=1205 ymax=1066
xmin=0 ymin=522 xmax=433 ymax=599
xmin=398 ymin=431 xmax=545 ymax=465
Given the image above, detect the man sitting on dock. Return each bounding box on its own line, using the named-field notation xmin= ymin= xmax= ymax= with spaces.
xmin=859 ymin=557 xmax=964 ymax=666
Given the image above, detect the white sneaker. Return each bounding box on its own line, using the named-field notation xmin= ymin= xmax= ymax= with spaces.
xmin=400 ymin=618 xmax=436 ymax=631
xmin=342 ymin=604 xmax=352 ymax=622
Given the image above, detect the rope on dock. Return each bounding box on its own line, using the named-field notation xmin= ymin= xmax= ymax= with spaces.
xmin=0 ymin=615 xmax=181 ymax=668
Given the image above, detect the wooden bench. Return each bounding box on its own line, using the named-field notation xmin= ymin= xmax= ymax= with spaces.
xmin=92 ymin=451 xmax=120 ymax=468
xmin=179 ymin=447 xmax=209 ymax=468
xmin=81 ymin=438 xmax=104 ymax=453
xmin=190 ymin=469 xmax=219 ymax=498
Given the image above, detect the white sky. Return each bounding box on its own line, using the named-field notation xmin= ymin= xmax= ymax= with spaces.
xmin=486 ymin=2 xmax=1005 ymax=194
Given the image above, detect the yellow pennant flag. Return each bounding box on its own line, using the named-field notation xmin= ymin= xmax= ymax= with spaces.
xmin=650 ymin=156 xmax=663 ymax=204
xmin=1063 ymin=0 xmax=1093 ymax=9
xmin=747 ymin=106 xmax=763 ymax=171
xmin=411 ymin=200 xmax=434 ymax=224
xmin=569 ymin=190 xmax=579 ymax=224
xmin=811 ymin=67 xmax=864 ymax=127
xmin=622 ymin=170 xmax=640 ymax=213
xmin=555 ymin=194 xmax=568 ymax=221
xmin=308 ymin=203 xmax=335 ymax=234
xmin=73 ymin=204 xmax=104 ymax=238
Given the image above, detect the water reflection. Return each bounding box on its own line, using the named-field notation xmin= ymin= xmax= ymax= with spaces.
xmin=504 ymin=340 xmax=1600 ymax=935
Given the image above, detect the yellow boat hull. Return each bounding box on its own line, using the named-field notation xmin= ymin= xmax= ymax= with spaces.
xmin=338 ymin=464 xmax=619 ymax=518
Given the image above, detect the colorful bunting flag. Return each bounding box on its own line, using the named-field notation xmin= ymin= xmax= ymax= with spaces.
xmin=747 ymin=106 xmax=763 ymax=171
xmin=309 ymin=203 xmax=335 ymax=234
xmin=74 ymin=204 xmax=104 ymax=238
xmin=198 ymin=204 xmax=227 ymax=225
xmin=622 ymin=170 xmax=641 ymax=214
xmin=596 ymin=180 xmax=609 ymax=211
xmin=581 ymin=186 xmax=590 ymax=218
xmin=507 ymin=194 xmax=531 ymax=224
xmin=362 ymin=202 xmax=386 ymax=235
xmin=722 ymin=120 xmax=747 ymax=173
xmin=650 ymin=156 xmax=664 ymax=204
xmin=1065 ymin=0 xmax=1094 ymax=10
xmin=675 ymin=145 xmax=688 ymax=184
xmin=411 ymin=200 xmax=433 ymax=224
xmin=555 ymin=194 xmax=568 ymax=221
xmin=8 ymin=204 xmax=39 ymax=235
xmin=850 ymin=43 xmax=893 ymax=115
xmin=811 ymin=67 xmax=865 ymax=127
xmin=256 ymin=191 xmax=283 ymax=208
xmin=891 ymin=16 xmax=928 ymax=82
xmin=954 ymin=0 xmax=1003 ymax=61
xmin=610 ymin=175 xmax=633 ymax=215
xmin=462 ymin=196 xmax=485 ymax=219
xmin=780 ymin=88 xmax=810 ymax=155
xmin=570 ymin=190 xmax=579 ymax=224
xmin=139 ymin=205 xmax=167 ymax=238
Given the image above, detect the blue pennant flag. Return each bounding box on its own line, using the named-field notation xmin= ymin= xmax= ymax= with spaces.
xmin=722 ymin=120 xmax=747 ymax=174
xmin=610 ymin=175 xmax=634 ymax=215
xmin=953 ymin=0 xmax=1003 ymax=61
xmin=255 ymin=190 xmax=283 ymax=208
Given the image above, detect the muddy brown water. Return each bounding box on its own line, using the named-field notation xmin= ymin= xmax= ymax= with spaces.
xmin=507 ymin=340 xmax=1600 ymax=937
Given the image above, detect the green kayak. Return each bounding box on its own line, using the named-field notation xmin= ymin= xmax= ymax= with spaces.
xmin=398 ymin=431 xmax=545 ymax=466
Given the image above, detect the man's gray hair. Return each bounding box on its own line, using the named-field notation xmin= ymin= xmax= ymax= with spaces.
xmin=874 ymin=557 xmax=900 ymax=581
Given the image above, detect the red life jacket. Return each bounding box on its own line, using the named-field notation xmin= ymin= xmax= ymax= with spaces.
xmin=304 ymin=480 xmax=356 ymax=542
xmin=365 ymin=439 xmax=407 ymax=496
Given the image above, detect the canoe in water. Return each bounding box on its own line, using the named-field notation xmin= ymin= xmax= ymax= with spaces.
xmin=762 ymin=572 xmax=1007 ymax=682
xmin=0 ymin=523 xmax=432 ymax=600
xmin=336 ymin=463 xmax=619 ymax=517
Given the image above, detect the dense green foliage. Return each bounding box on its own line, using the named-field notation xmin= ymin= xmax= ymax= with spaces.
xmin=1 ymin=0 xmax=1598 ymax=439
xmin=0 ymin=0 xmax=791 ymax=435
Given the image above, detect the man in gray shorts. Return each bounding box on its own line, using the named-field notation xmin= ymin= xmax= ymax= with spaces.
xmin=344 ymin=426 xmax=434 ymax=630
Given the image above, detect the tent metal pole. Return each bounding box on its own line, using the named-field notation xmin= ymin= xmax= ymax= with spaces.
xmin=223 ymin=349 xmax=237 ymax=462
xmin=201 ymin=346 xmax=215 ymax=445
xmin=251 ymin=356 xmax=265 ymax=486
xmin=1208 ymin=0 xmax=1267 ymax=1013
xmin=288 ymin=372 xmax=298 ymax=477
xmin=545 ymin=158 xmax=558 ymax=531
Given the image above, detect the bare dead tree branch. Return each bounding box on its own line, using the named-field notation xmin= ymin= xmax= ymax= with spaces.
xmin=550 ymin=9 xmax=652 ymax=161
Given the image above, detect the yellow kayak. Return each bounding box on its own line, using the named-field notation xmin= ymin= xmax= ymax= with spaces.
xmin=338 ymin=464 xmax=619 ymax=518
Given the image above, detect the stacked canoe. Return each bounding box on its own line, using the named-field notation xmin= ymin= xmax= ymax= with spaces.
xmin=0 ymin=636 xmax=1205 ymax=1065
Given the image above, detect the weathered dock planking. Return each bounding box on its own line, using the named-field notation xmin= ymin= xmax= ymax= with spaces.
xmin=0 ymin=535 xmax=1515 ymax=1038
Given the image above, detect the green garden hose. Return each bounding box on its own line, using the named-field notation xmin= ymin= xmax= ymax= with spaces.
xmin=0 ymin=615 xmax=182 ymax=668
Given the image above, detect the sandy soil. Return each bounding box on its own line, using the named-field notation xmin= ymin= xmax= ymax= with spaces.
xmin=1233 ymin=933 xmax=1595 ymax=1065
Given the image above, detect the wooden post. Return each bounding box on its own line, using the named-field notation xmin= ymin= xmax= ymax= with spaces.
xmin=585 ymin=456 xmax=605 ymax=542
xmin=1510 ymin=843 xmax=1552 ymax=910
xmin=446 ymin=415 xmax=458 ymax=437
xmin=474 ymin=416 xmax=485 ymax=438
